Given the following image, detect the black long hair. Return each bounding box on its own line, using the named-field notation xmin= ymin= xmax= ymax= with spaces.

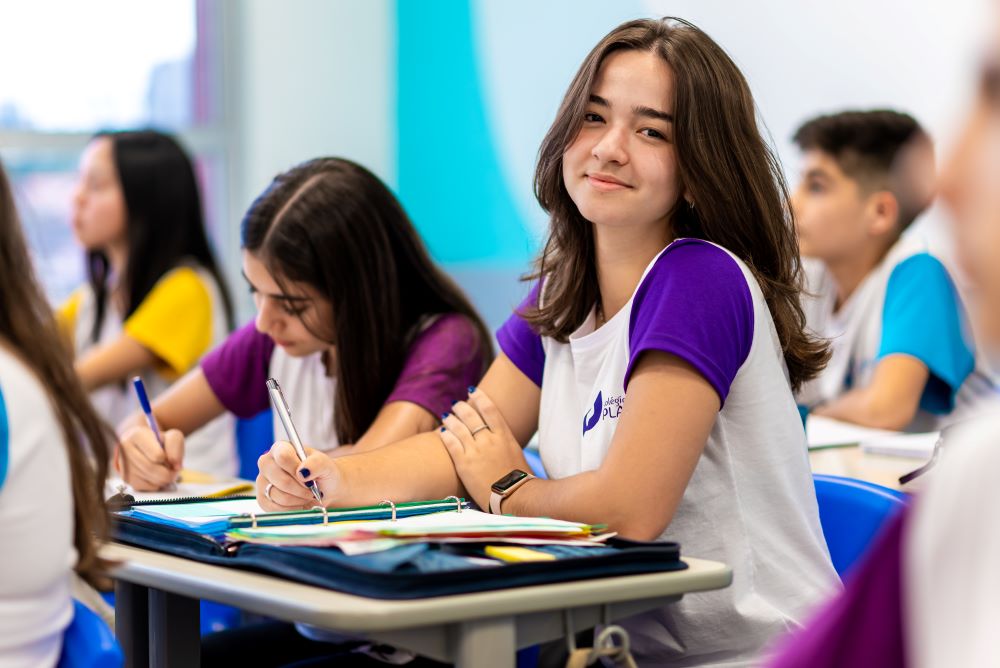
xmin=242 ymin=157 xmax=493 ymax=444
xmin=87 ymin=130 xmax=234 ymax=342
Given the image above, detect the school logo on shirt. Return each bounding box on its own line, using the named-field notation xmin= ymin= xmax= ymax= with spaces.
xmin=582 ymin=391 xmax=624 ymax=435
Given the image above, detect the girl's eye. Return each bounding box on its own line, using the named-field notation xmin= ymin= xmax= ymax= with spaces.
xmin=281 ymin=301 xmax=306 ymax=316
xmin=640 ymin=128 xmax=666 ymax=140
xmin=807 ymin=181 xmax=825 ymax=194
xmin=584 ymin=112 xmax=604 ymax=123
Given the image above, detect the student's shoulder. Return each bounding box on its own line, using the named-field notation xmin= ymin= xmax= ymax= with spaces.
xmin=0 ymin=346 xmax=58 ymax=490
xmin=887 ymin=252 xmax=953 ymax=287
xmin=146 ymin=265 xmax=213 ymax=301
xmin=644 ymin=237 xmax=750 ymax=287
xmin=406 ymin=313 xmax=484 ymax=368
xmin=634 ymin=238 xmax=753 ymax=311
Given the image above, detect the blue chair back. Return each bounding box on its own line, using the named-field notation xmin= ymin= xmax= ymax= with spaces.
xmin=813 ymin=474 xmax=907 ymax=578
xmin=524 ymin=447 xmax=547 ymax=479
xmin=236 ymin=409 xmax=274 ymax=481
xmin=58 ymin=599 xmax=123 ymax=668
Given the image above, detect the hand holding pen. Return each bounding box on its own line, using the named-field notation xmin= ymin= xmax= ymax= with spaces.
xmin=266 ymin=378 xmax=325 ymax=506
xmin=115 ymin=376 xmax=183 ymax=491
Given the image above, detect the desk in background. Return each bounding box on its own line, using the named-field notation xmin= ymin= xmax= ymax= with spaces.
xmin=809 ymin=446 xmax=927 ymax=491
xmin=103 ymin=543 xmax=732 ymax=668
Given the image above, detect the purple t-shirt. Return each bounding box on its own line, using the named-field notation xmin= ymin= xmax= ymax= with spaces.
xmin=496 ymin=239 xmax=754 ymax=406
xmin=201 ymin=313 xmax=485 ymax=419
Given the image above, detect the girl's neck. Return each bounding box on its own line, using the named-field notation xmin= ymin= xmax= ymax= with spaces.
xmin=105 ymin=241 xmax=128 ymax=279
xmin=593 ymin=221 xmax=672 ymax=327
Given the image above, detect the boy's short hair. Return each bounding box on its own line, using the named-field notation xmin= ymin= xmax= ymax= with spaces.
xmin=793 ymin=110 xmax=934 ymax=231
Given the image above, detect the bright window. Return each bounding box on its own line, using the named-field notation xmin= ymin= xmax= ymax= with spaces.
xmin=0 ymin=0 xmax=229 ymax=304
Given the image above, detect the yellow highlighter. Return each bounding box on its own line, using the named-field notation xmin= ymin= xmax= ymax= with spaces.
xmin=484 ymin=545 xmax=556 ymax=563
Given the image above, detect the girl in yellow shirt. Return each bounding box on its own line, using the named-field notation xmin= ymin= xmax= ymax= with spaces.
xmin=58 ymin=130 xmax=237 ymax=476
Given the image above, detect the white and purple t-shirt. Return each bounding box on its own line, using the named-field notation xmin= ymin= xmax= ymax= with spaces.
xmin=498 ymin=238 xmax=837 ymax=667
xmin=201 ymin=314 xmax=485 ymax=451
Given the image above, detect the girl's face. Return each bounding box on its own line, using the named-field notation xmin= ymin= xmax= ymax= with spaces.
xmin=562 ymin=49 xmax=683 ymax=234
xmin=71 ymin=137 xmax=128 ymax=252
xmin=242 ymin=250 xmax=334 ymax=357
xmin=940 ymin=38 xmax=1000 ymax=345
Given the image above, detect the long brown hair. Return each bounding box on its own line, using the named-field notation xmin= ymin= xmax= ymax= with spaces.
xmin=0 ymin=161 xmax=112 ymax=586
xmin=242 ymin=158 xmax=493 ymax=443
xmin=529 ymin=17 xmax=828 ymax=389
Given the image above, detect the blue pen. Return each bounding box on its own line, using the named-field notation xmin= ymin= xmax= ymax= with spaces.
xmin=131 ymin=376 xmax=164 ymax=449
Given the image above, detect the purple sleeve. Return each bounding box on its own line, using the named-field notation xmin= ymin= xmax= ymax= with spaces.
xmin=385 ymin=314 xmax=486 ymax=417
xmin=496 ymin=282 xmax=545 ymax=387
xmin=627 ymin=239 xmax=754 ymax=406
xmin=200 ymin=320 xmax=275 ymax=418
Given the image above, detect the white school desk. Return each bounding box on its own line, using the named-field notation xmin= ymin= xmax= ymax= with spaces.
xmin=102 ymin=543 xmax=731 ymax=668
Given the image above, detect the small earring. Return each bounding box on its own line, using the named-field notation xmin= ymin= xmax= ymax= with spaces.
xmin=687 ymin=200 xmax=695 ymax=210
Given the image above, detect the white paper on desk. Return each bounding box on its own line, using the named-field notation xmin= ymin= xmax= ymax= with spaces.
xmin=806 ymin=415 xmax=900 ymax=449
xmin=859 ymin=431 xmax=939 ymax=459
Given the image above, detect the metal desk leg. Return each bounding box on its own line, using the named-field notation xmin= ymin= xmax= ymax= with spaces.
xmin=452 ymin=616 xmax=516 ymax=668
xmin=115 ymin=580 xmax=149 ymax=668
xmin=148 ymin=589 xmax=200 ymax=668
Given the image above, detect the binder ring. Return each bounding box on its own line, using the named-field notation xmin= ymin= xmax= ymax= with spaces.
xmin=380 ymin=499 xmax=397 ymax=521
xmin=445 ymin=495 xmax=462 ymax=512
xmin=248 ymin=512 xmax=258 ymax=529
xmin=311 ymin=505 xmax=330 ymax=525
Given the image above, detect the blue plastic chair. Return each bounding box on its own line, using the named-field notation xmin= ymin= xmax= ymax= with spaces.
xmin=524 ymin=447 xmax=547 ymax=479
xmin=236 ymin=408 xmax=274 ymax=481
xmin=57 ymin=599 xmax=123 ymax=668
xmin=813 ymin=474 xmax=908 ymax=578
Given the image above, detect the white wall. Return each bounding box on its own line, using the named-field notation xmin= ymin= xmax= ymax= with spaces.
xmin=227 ymin=0 xmax=394 ymax=316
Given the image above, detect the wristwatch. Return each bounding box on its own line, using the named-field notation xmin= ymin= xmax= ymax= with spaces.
xmin=489 ymin=469 xmax=535 ymax=515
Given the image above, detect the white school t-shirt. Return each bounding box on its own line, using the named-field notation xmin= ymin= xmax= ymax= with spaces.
xmin=60 ymin=265 xmax=237 ymax=476
xmin=797 ymin=236 xmax=995 ymax=431
xmin=0 ymin=346 xmax=75 ymax=668
xmin=498 ymin=239 xmax=838 ymax=667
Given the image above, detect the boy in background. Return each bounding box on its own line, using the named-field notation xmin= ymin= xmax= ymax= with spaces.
xmin=792 ymin=110 xmax=991 ymax=431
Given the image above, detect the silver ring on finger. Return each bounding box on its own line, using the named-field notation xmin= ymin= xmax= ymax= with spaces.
xmin=264 ymin=482 xmax=275 ymax=503
xmin=470 ymin=424 xmax=491 ymax=438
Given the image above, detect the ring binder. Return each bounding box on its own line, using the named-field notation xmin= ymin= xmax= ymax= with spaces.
xmin=311 ymin=506 xmax=330 ymax=525
xmin=445 ymin=495 xmax=462 ymax=513
xmin=380 ymin=500 xmax=397 ymax=521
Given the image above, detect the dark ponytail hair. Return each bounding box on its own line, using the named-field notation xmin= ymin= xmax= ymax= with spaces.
xmin=242 ymin=157 xmax=493 ymax=443
xmin=88 ymin=130 xmax=234 ymax=343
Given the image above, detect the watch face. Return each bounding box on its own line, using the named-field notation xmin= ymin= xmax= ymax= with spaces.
xmin=492 ymin=469 xmax=529 ymax=493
